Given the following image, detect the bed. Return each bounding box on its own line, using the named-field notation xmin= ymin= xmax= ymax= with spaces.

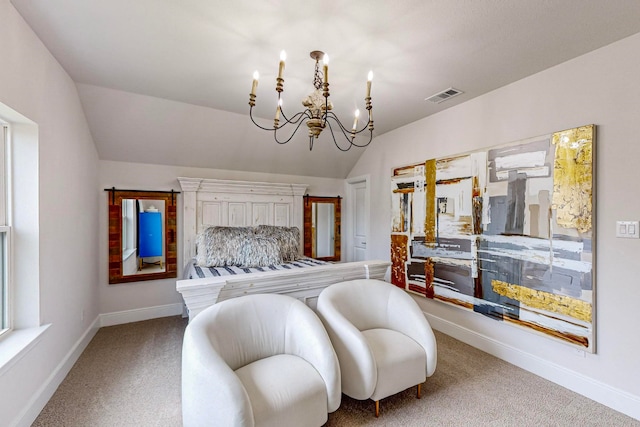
xmin=176 ymin=177 xmax=390 ymax=321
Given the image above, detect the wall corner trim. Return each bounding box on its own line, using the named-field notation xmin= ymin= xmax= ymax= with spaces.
xmin=11 ymin=318 xmax=99 ymax=427
xmin=99 ymin=303 xmax=184 ymax=327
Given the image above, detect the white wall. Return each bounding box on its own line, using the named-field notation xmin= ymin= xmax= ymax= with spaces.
xmin=4 ymin=0 xmax=637 ymax=421
xmin=0 ymin=1 xmax=100 ymax=426
xmin=349 ymin=33 xmax=640 ymax=419
xmin=98 ymin=160 xmax=345 ymax=316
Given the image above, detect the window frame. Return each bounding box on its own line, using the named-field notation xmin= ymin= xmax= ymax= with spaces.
xmin=0 ymin=122 xmax=11 ymax=336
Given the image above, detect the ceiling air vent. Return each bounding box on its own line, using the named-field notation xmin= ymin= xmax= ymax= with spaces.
xmin=425 ymin=87 xmax=463 ymax=104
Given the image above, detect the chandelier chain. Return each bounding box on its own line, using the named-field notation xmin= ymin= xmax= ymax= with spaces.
xmin=313 ymin=60 xmax=323 ymax=90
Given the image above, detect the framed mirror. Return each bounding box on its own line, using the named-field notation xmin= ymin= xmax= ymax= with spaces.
xmin=106 ymin=189 xmax=179 ymax=284
xmin=303 ymin=195 xmax=341 ymax=262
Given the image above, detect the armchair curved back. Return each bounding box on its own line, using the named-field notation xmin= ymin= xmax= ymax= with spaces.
xmin=319 ymin=279 xmax=412 ymax=331
xmin=318 ymin=279 xmax=437 ymax=378
xmin=202 ymin=295 xmax=292 ymax=370
xmin=183 ymin=293 xmax=342 ymax=426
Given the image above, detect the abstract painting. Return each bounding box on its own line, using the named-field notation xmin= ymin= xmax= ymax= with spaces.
xmin=390 ymin=125 xmax=595 ymax=351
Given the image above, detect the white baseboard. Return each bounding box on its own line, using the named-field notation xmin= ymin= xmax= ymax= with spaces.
xmin=426 ymin=313 xmax=640 ymax=422
xmin=13 ymin=303 xmax=185 ymax=426
xmin=99 ymin=303 xmax=184 ymax=327
xmin=13 ymin=317 xmax=100 ymax=427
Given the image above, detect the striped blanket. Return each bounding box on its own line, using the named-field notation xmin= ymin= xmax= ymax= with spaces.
xmin=186 ymin=257 xmax=329 ymax=279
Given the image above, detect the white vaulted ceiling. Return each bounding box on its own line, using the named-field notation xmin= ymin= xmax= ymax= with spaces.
xmin=10 ymin=0 xmax=640 ymax=178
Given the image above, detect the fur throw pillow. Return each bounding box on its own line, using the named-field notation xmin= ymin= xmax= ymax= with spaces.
xmin=195 ymin=226 xmax=253 ymax=267
xmin=238 ymin=235 xmax=283 ymax=267
xmin=254 ymin=225 xmax=301 ymax=262
xmin=195 ymin=225 xmax=301 ymax=267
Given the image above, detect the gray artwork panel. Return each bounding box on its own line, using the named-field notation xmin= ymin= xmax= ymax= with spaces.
xmin=411 ymin=237 xmax=473 ymax=260
xmin=476 ymin=238 xmax=524 ymax=319
xmin=552 ymin=233 xmax=593 ymax=252
xmin=487 ymin=138 xmax=551 ymax=183
xmin=520 ymin=262 xmax=591 ymax=295
xmin=552 ymin=247 xmax=582 ymax=261
xmin=485 ymin=196 xmax=507 ymax=235
xmin=406 ymin=261 xmax=426 ymax=284
xmin=433 ymin=261 xmax=474 ymax=296
xmin=505 ymin=171 xmax=526 ymax=235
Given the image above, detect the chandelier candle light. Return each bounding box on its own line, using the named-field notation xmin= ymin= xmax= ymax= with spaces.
xmin=248 ymin=50 xmax=374 ymax=151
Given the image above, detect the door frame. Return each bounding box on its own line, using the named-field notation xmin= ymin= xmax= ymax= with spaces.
xmin=345 ymin=174 xmax=370 ymax=262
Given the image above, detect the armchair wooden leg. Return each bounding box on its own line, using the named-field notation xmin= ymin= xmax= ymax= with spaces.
xmin=417 ymin=383 xmax=422 ymax=399
xmin=375 ymin=400 xmax=379 ymax=417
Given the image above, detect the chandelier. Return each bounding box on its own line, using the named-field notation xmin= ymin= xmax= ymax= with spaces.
xmin=248 ymin=50 xmax=374 ymax=151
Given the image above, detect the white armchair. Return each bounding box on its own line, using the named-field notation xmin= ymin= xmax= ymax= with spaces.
xmin=317 ymin=279 xmax=437 ymax=417
xmin=182 ymin=293 xmax=341 ymax=427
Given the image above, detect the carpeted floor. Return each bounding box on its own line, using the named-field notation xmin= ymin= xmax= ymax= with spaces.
xmin=32 ymin=316 xmax=640 ymax=427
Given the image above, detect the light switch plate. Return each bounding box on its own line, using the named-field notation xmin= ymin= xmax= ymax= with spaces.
xmin=616 ymin=220 xmax=640 ymax=238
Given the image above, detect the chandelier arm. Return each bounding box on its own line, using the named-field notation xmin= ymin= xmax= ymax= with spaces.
xmin=324 ymin=120 xmax=354 ymax=152
xmin=249 ymin=106 xmax=278 ymax=131
xmin=348 ymin=129 xmax=374 ymax=148
xmin=355 ymin=119 xmax=374 ymax=134
xmin=323 ymin=111 xmax=349 ymax=133
xmin=273 ymin=116 xmax=311 ymax=145
xmin=281 ymin=109 xmax=313 ymax=125
xmin=323 ymin=113 xmax=357 ymax=141
xmin=324 ymin=111 xmax=372 ymax=135
xmin=324 ymin=114 xmax=374 ymax=149
xmin=250 ymin=105 xmax=310 ymax=133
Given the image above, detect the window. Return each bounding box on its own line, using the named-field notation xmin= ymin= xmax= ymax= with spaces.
xmin=121 ymin=199 xmax=136 ymax=259
xmin=0 ymin=103 xmax=45 ymax=372
xmin=0 ymin=123 xmax=10 ymax=335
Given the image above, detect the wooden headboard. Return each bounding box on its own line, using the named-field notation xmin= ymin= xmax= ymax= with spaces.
xmin=177 ymin=177 xmax=308 ymax=263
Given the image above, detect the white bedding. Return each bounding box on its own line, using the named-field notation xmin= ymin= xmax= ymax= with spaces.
xmin=185 ymin=257 xmax=330 ymax=280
